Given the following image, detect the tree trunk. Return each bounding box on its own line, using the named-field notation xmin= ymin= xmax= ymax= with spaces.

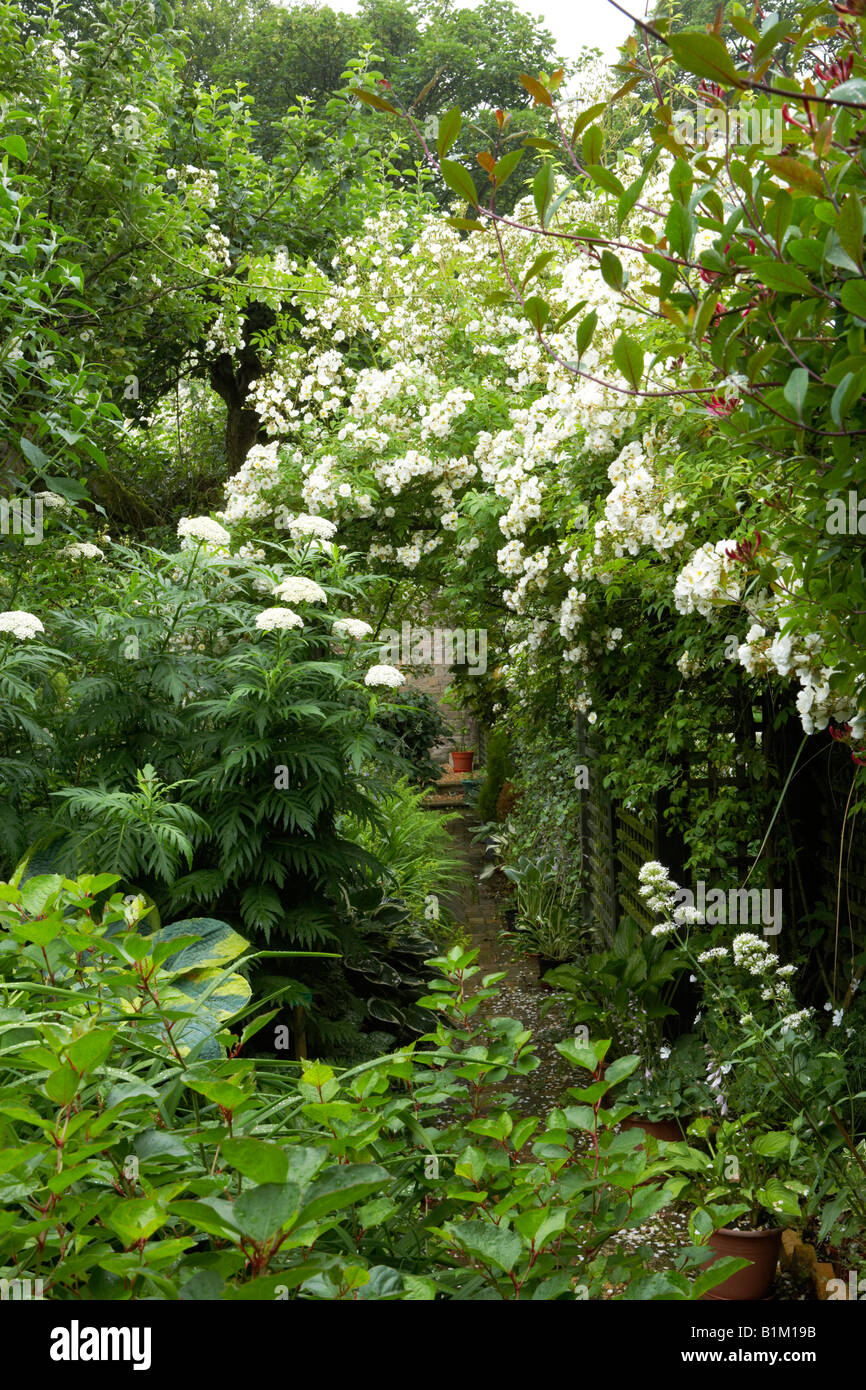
xmin=225 ymin=399 xmax=261 ymax=472
xmin=207 ymin=303 xmax=277 ymax=472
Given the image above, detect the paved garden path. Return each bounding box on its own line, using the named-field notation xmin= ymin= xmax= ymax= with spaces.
xmin=437 ymin=806 xmax=575 ymax=1116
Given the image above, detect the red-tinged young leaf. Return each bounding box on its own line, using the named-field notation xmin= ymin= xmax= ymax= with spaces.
xmin=350 ymin=88 xmax=399 ymax=115
xmin=815 ymin=114 xmax=835 ymax=156
xmin=520 ymin=74 xmax=553 ymax=108
xmin=765 ymin=156 xmax=825 ymax=197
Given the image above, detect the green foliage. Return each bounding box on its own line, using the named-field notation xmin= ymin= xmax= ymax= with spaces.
xmin=372 ymin=689 xmax=448 ymax=785
xmin=618 ymin=1034 xmax=712 ymax=1124
xmin=499 ymin=853 xmax=588 ymax=965
xmin=174 ymin=0 xmax=562 ymax=168
xmin=476 ymin=725 xmax=512 ymax=821
xmin=0 ymin=894 xmax=741 ymax=1300
xmin=678 ymin=1115 xmax=807 ymax=1234
xmin=338 ymin=777 xmax=468 ymax=932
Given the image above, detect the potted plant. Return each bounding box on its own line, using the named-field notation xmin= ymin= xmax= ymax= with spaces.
xmin=618 ymin=1034 xmax=712 ymax=1143
xmin=678 ymin=1114 xmax=807 ymax=1300
xmin=449 ymin=716 xmax=475 ymax=773
xmin=498 ymin=854 xmax=587 ymax=975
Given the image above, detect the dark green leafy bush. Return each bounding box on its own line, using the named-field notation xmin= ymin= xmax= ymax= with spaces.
xmin=0 ymin=872 xmax=742 ymax=1300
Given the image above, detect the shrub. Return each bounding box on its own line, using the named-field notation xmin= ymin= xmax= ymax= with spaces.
xmin=373 ymin=690 xmax=448 ymax=785
xmin=476 ymin=726 xmax=512 ymax=822
xmin=0 ymin=881 xmax=739 ymax=1301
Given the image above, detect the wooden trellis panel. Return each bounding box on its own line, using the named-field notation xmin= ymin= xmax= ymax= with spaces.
xmin=615 ymin=806 xmax=659 ymax=931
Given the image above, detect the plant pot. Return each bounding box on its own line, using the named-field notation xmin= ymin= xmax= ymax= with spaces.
xmin=537 ymin=955 xmax=560 ymax=981
xmin=502 ymin=906 xmax=517 ymax=929
xmin=701 ymin=1225 xmax=782 ymax=1301
xmin=450 ymin=750 xmax=474 ymax=773
xmin=620 ymin=1115 xmax=691 ymax=1143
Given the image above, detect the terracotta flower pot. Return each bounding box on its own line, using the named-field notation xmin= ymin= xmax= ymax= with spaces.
xmin=702 ymin=1225 xmax=782 ymax=1301
xmin=450 ymin=750 xmax=474 ymax=773
xmin=620 ymin=1115 xmax=691 ymax=1143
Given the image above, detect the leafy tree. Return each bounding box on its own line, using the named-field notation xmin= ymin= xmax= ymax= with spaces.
xmin=1 ymin=0 xmax=398 ymax=502
xmin=174 ymin=0 xmax=562 ymax=154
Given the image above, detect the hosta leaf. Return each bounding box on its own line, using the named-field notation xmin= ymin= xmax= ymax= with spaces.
xmin=154 ymin=918 xmax=249 ymax=975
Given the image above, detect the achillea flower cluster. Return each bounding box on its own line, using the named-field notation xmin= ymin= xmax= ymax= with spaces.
xmin=59 ymin=542 xmax=104 ymax=560
xmin=364 ymin=663 xmax=405 ymax=688
xmin=255 ymin=607 xmax=304 ymax=632
xmin=0 ymin=610 xmax=44 ymax=640
xmin=272 ymin=576 xmax=327 ymax=604
xmin=332 ymin=618 xmax=373 ymax=639
xmin=177 ymin=516 xmax=231 ymax=547
xmin=285 ymin=514 xmax=337 ymax=541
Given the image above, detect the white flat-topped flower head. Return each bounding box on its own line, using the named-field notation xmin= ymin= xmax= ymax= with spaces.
xmin=59 ymin=542 xmax=104 ymax=560
xmin=35 ymin=491 xmax=70 ymax=510
xmin=333 ymin=618 xmax=373 ymax=639
xmin=364 ymin=663 xmax=405 ymax=688
xmin=272 ymin=576 xmax=327 ymax=604
xmin=255 ymin=606 xmax=304 ymax=632
xmin=0 ymin=610 xmax=44 ymax=640
xmin=177 ymin=516 xmax=231 ymax=547
xmin=286 ymin=514 xmax=337 ymax=541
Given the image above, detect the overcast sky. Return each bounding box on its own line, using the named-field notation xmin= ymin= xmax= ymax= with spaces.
xmin=325 ymin=0 xmax=642 ymax=63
